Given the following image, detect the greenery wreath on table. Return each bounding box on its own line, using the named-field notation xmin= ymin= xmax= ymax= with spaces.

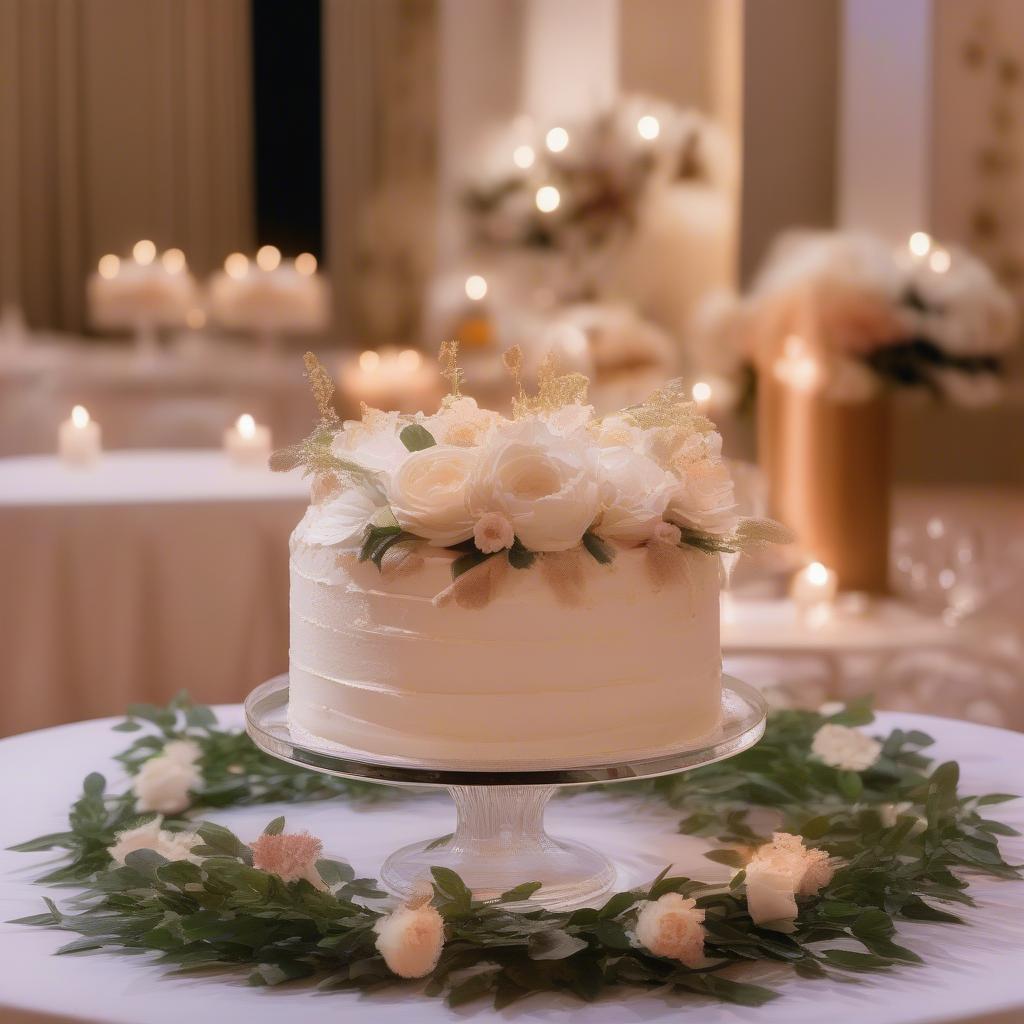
xmin=9 ymin=695 xmax=1022 ymax=1010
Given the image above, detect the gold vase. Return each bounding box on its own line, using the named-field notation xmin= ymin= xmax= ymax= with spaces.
xmin=758 ymin=372 xmax=890 ymax=593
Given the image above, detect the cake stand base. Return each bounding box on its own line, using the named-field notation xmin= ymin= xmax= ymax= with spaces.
xmin=380 ymin=785 xmax=614 ymax=909
xmin=245 ymin=674 xmax=767 ymax=911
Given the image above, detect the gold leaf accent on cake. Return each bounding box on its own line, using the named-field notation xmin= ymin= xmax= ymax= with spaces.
xmin=511 ymin=351 xmax=590 ymax=419
xmin=432 ymin=555 xmax=508 ymax=610
xmin=303 ymin=351 xmax=340 ymax=427
xmin=310 ymin=472 xmax=340 ymax=505
xmin=539 ymin=549 xmax=587 ymax=605
xmin=645 ymin=540 xmax=694 ymax=592
xmin=733 ymin=518 xmax=795 ymax=549
xmin=438 ymin=339 xmax=464 ymax=399
xmin=378 ymin=538 xmax=424 ymax=579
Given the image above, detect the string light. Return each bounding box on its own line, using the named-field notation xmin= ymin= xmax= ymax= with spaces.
xmin=132 ymin=240 xmax=156 ymax=266
xmin=637 ymin=115 xmax=660 ymax=140
xmin=256 ymin=245 xmax=282 ymax=272
xmin=908 ymin=231 xmax=931 ymax=258
xmin=545 ymin=126 xmax=569 ymax=153
xmin=535 ymin=185 xmax=561 ymax=213
xmin=464 ymin=274 xmax=488 ymax=301
xmin=224 ymin=253 xmax=249 ymax=279
xmin=97 ymin=255 xmax=120 ymax=280
xmin=295 ymin=252 xmax=317 ymax=275
xmin=512 ymin=144 xmax=536 ymax=169
xmin=161 ymin=248 xmax=186 ymax=273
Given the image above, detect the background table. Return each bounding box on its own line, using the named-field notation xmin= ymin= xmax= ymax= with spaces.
xmin=0 ymin=452 xmax=307 ymax=736
xmin=1 ymin=708 xmax=1023 ymax=1023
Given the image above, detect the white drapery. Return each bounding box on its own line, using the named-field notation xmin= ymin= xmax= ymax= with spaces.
xmin=0 ymin=0 xmax=255 ymax=332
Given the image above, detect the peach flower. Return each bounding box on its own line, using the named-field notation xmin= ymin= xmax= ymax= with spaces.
xmin=374 ymin=903 xmax=446 ymax=979
xmin=250 ymin=832 xmax=327 ymax=891
xmin=635 ymin=893 xmax=707 ymax=966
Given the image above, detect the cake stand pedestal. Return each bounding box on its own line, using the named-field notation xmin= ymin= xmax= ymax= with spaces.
xmin=245 ymin=675 xmax=766 ymax=910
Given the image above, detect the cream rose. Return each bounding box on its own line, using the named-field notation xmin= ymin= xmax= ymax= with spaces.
xmin=467 ymin=420 xmax=601 ymax=552
xmin=595 ymin=446 xmax=677 ymax=546
xmin=333 ymin=409 xmax=409 ymax=475
xmin=133 ymin=744 xmax=201 ymax=815
xmin=669 ymin=458 xmax=738 ymax=537
xmin=299 ymin=484 xmax=383 ymax=548
xmin=386 ymin=445 xmax=477 ymax=546
xmin=422 ymin=397 xmax=502 ymax=447
xmin=811 ymin=723 xmax=882 ymax=772
xmin=635 ymin=893 xmax=707 ymax=966
xmin=375 ymin=904 xmax=445 ymax=979
xmin=745 ymin=832 xmax=835 ymax=930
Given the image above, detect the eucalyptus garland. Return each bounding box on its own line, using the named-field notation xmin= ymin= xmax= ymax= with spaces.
xmin=9 ymin=694 xmax=1021 ymax=1010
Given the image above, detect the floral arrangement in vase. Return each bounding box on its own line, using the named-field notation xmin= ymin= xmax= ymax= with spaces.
xmin=272 ymin=345 xmax=783 ymax=607
xmin=690 ymin=229 xmax=1019 ymax=409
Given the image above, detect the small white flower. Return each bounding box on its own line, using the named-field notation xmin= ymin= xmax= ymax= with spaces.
xmin=386 ymin=445 xmax=479 ymax=547
xmin=468 ymin=419 xmax=602 ymax=552
xmin=374 ymin=903 xmax=445 ymax=979
xmin=473 ymin=512 xmax=515 ymax=553
xmin=745 ymin=832 xmax=835 ymax=930
xmin=635 ymin=892 xmax=707 ymax=967
xmin=108 ymin=817 xmax=200 ymax=867
xmin=652 ymin=521 xmax=682 ymax=546
xmin=133 ymin=749 xmax=201 ymax=815
xmin=595 ymin=446 xmax=677 ymax=546
xmin=811 ymin=723 xmax=882 ymax=772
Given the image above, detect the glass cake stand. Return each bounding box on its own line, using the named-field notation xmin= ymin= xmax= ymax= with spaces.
xmin=244 ymin=674 xmax=766 ymax=910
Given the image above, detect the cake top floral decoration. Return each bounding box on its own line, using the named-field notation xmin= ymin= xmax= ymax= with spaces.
xmin=274 ymin=344 xmax=788 ymax=607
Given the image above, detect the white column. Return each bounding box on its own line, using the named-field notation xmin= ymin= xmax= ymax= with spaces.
xmin=838 ymin=0 xmax=934 ymax=241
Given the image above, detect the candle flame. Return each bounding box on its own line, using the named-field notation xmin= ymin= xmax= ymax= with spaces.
xmin=295 ymin=252 xmax=317 ymax=276
xmin=256 ymin=245 xmax=282 ymax=272
xmin=545 ymin=126 xmax=569 ymax=152
xmin=691 ymin=381 xmax=712 ymax=403
xmin=908 ymin=231 xmax=931 ymax=258
xmin=359 ymin=350 xmax=380 ymax=371
xmin=98 ymin=254 xmax=120 ymax=279
xmin=71 ymin=405 xmax=90 ymax=429
xmin=806 ymin=561 xmax=829 ymax=586
xmin=133 ymin=239 xmax=156 ymax=266
xmin=236 ymin=413 xmax=256 ymax=439
xmin=637 ymin=114 xmax=660 ymax=140
xmin=464 ymin=274 xmax=488 ymax=301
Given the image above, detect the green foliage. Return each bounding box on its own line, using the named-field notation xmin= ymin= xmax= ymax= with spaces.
xmin=399 ymin=423 xmax=437 ymax=452
xmin=8 ymin=696 xmax=1021 ymax=1010
xmin=581 ymin=531 xmax=615 ymax=565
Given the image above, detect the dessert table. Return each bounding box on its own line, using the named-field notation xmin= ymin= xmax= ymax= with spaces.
xmin=0 ymin=452 xmax=308 ymax=736
xmin=1 ymin=707 xmax=1023 ymax=1023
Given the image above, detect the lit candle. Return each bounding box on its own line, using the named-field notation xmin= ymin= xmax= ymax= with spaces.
xmin=907 ymin=231 xmax=932 ymax=260
xmin=58 ymin=405 xmax=102 ymax=466
xmin=535 ymin=185 xmax=561 ymax=213
xmin=637 ymin=114 xmax=660 ymax=140
xmin=464 ymin=274 xmax=488 ymax=301
xmin=545 ymin=126 xmax=569 ymax=153
xmin=223 ymin=413 xmax=271 ymax=467
xmin=790 ymin=561 xmax=839 ymax=622
xmin=691 ymin=381 xmax=712 ymax=405
xmin=339 ymin=347 xmax=440 ymax=412
xmin=772 ymin=334 xmax=822 ymax=392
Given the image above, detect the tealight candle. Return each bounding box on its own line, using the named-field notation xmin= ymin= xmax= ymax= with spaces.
xmin=224 ymin=413 xmax=271 ymax=468
xmin=338 ymin=347 xmax=442 ymax=413
xmin=59 ymin=405 xmax=102 ymax=466
xmin=790 ymin=561 xmax=839 ymax=623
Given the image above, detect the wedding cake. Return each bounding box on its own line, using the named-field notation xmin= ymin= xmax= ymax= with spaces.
xmin=281 ymin=347 xmax=765 ymax=765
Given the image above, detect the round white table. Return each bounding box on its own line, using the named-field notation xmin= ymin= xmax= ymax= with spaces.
xmin=1 ymin=708 xmax=1023 ymax=1024
xmin=0 ymin=452 xmax=308 ymax=737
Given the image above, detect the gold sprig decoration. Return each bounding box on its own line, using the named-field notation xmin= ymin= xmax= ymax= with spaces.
xmin=303 ymin=351 xmax=340 ymax=427
xmin=439 ymin=339 xmax=463 ymax=401
xmin=621 ymin=378 xmax=713 ymax=433
xmin=509 ymin=350 xmax=589 ymax=419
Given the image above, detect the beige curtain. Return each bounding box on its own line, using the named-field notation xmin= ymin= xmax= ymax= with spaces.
xmin=0 ymin=0 xmax=254 ymax=332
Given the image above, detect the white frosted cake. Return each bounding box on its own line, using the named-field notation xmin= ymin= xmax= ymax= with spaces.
xmin=282 ymin=348 xmax=760 ymax=765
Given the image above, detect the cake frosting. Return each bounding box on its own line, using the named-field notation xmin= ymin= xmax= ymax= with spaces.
xmin=279 ymin=348 xmax=778 ymax=766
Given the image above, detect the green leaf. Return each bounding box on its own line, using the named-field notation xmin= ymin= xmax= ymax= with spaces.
xmin=263 ymin=816 xmax=285 ymax=835
xmin=112 ymin=720 xmax=142 ymax=732
xmin=837 ymin=770 xmax=864 ymax=800
xmin=497 ymin=881 xmax=542 ymax=903
xmin=581 ymin=531 xmax=615 ymax=565
xmin=399 ymin=423 xmax=437 ymax=452
xmin=704 ymin=848 xmax=746 ymax=869
xmin=452 ymin=549 xmax=494 ymax=579
xmin=507 ymin=538 xmax=537 ymax=569
xmin=528 ymin=929 xmax=588 ymax=960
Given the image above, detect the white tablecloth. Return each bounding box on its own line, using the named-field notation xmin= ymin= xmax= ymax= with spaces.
xmin=0 ymin=452 xmax=307 ymax=736
xmin=1 ymin=708 xmax=1023 ymax=1023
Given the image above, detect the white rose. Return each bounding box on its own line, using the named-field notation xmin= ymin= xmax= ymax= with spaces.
xmin=593 ymin=413 xmax=644 ymax=449
xmin=542 ymin=402 xmax=594 ymax=437
xmin=332 ymin=409 xmax=409 ymax=475
xmin=595 ymin=446 xmax=677 ymax=545
xmin=635 ymin=893 xmax=707 ymax=966
xmin=161 ymin=739 xmax=201 ymax=765
xmin=669 ymin=458 xmax=738 ymax=537
xmin=473 ymin=511 xmax=515 ymax=553
xmin=468 ymin=420 xmax=602 ymax=552
xmin=300 ymin=484 xmax=383 ymax=547
xmin=744 ymin=832 xmax=835 ymax=930
xmin=811 ymin=724 xmax=882 ymax=772
xmin=374 ymin=904 xmax=445 ymax=979
xmin=133 ymin=752 xmax=201 ymax=815
xmin=108 ymin=817 xmax=200 ymax=867
xmin=386 ymin=445 xmax=477 ymax=546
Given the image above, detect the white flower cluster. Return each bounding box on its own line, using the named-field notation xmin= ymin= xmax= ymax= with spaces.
xmin=302 ymin=396 xmax=737 ymax=558
xmin=811 ymin=723 xmax=882 ymax=772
